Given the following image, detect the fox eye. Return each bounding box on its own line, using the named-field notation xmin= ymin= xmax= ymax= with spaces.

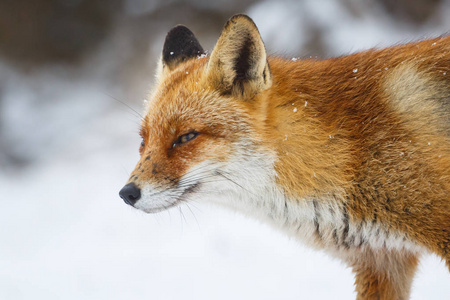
xmin=173 ymin=131 xmax=199 ymax=148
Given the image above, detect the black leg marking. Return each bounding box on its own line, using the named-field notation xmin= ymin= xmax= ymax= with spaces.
xmin=341 ymin=206 xmax=350 ymax=249
xmin=355 ymin=220 xmax=365 ymax=248
xmin=382 ymin=229 xmax=388 ymax=248
xmin=312 ymin=200 xmax=322 ymax=241
xmin=358 ymin=238 xmax=365 ymax=248
xmin=347 ymin=234 xmax=355 ymax=247
xmin=333 ymin=228 xmax=340 ymax=248
xmin=283 ymin=199 xmax=289 ymax=223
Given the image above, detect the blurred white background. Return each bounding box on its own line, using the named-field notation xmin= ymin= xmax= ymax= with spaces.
xmin=0 ymin=0 xmax=449 ymax=299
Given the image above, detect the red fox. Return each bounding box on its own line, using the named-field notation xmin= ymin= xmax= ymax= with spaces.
xmin=119 ymin=14 xmax=450 ymax=299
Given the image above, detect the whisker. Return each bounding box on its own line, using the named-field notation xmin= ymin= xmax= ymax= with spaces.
xmin=117 ymin=110 xmax=144 ymax=128
xmin=216 ymin=170 xmax=258 ymax=197
xmin=177 ymin=175 xmax=220 ymax=187
xmin=104 ymin=92 xmax=144 ymax=120
xmin=178 ymin=173 xmax=209 ymax=183
xmin=173 ymin=171 xmax=221 ymax=188
xmin=172 ymin=162 xmax=222 ymax=183
xmin=184 ymin=200 xmax=202 ymax=213
xmin=179 ymin=206 xmax=187 ymax=231
xmin=184 ymin=203 xmax=201 ymax=232
xmin=177 ymin=176 xmax=228 ymax=189
xmin=120 ymin=164 xmax=130 ymax=177
xmin=148 ymin=173 xmax=228 ymax=199
xmin=177 ymin=178 xmax=229 ymax=189
xmin=166 ymin=206 xmax=172 ymax=224
xmin=153 ymin=212 xmax=161 ymax=226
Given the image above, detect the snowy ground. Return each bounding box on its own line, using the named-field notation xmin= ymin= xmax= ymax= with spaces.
xmin=0 ymin=109 xmax=448 ymax=299
xmin=1 ymin=1 xmax=450 ymax=299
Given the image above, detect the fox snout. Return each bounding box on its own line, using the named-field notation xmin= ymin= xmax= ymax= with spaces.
xmin=119 ymin=182 xmax=141 ymax=206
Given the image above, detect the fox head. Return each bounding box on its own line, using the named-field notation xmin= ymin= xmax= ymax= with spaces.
xmin=119 ymin=15 xmax=276 ymax=213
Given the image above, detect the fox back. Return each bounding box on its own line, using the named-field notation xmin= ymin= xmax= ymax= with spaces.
xmin=120 ymin=15 xmax=450 ymax=300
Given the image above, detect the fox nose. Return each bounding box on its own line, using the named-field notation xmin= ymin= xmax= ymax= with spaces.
xmin=119 ymin=182 xmax=141 ymax=206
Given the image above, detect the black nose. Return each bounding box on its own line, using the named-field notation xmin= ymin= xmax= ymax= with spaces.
xmin=119 ymin=183 xmax=141 ymax=206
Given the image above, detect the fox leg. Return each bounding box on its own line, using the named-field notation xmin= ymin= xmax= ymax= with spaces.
xmin=350 ymin=250 xmax=419 ymax=300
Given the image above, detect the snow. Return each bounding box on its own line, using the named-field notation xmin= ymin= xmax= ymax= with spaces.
xmin=1 ymin=1 xmax=449 ymax=299
xmin=248 ymin=0 xmax=450 ymax=56
xmin=0 ymin=131 xmax=358 ymax=299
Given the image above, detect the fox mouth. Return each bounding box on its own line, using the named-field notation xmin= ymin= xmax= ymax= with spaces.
xmin=137 ymin=182 xmax=201 ymax=214
xmin=179 ymin=182 xmax=200 ymax=201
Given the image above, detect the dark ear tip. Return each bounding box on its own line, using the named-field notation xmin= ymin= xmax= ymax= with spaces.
xmin=225 ymin=14 xmax=257 ymax=29
xmin=166 ymin=25 xmax=194 ymax=40
xmin=162 ymin=25 xmax=204 ymax=68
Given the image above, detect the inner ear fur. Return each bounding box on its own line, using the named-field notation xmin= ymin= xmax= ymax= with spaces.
xmin=206 ymin=14 xmax=272 ymax=98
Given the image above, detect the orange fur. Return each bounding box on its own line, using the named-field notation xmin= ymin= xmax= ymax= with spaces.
xmin=265 ymin=39 xmax=450 ymax=259
xmin=121 ymin=15 xmax=449 ymax=299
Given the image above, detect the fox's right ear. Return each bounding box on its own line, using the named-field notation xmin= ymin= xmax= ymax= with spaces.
xmin=156 ymin=25 xmax=204 ymax=79
xmin=205 ymin=14 xmax=271 ymax=98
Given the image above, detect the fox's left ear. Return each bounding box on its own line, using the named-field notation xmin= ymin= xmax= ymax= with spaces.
xmin=206 ymin=14 xmax=272 ymax=98
xmin=158 ymin=25 xmax=204 ymax=77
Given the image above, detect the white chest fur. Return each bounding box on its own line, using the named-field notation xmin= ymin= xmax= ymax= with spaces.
xmin=197 ymin=152 xmax=425 ymax=259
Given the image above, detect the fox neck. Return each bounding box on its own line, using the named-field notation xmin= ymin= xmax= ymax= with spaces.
xmin=209 ymin=82 xmax=424 ymax=256
xmin=209 ymin=151 xmax=423 ymax=257
xmin=244 ymin=60 xmax=354 ymax=202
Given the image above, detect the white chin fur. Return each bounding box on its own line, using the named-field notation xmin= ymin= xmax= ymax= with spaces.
xmin=132 ymin=160 xmax=222 ymax=213
xmin=133 ymin=184 xmax=183 ymax=213
xmin=132 ymin=145 xmax=279 ymax=214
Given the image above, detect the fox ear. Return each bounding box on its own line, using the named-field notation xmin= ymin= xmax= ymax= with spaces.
xmin=206 ymin=14 xmax=271 ymax=98
xmin=161 ymin=25 xmax=204 ymax=72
